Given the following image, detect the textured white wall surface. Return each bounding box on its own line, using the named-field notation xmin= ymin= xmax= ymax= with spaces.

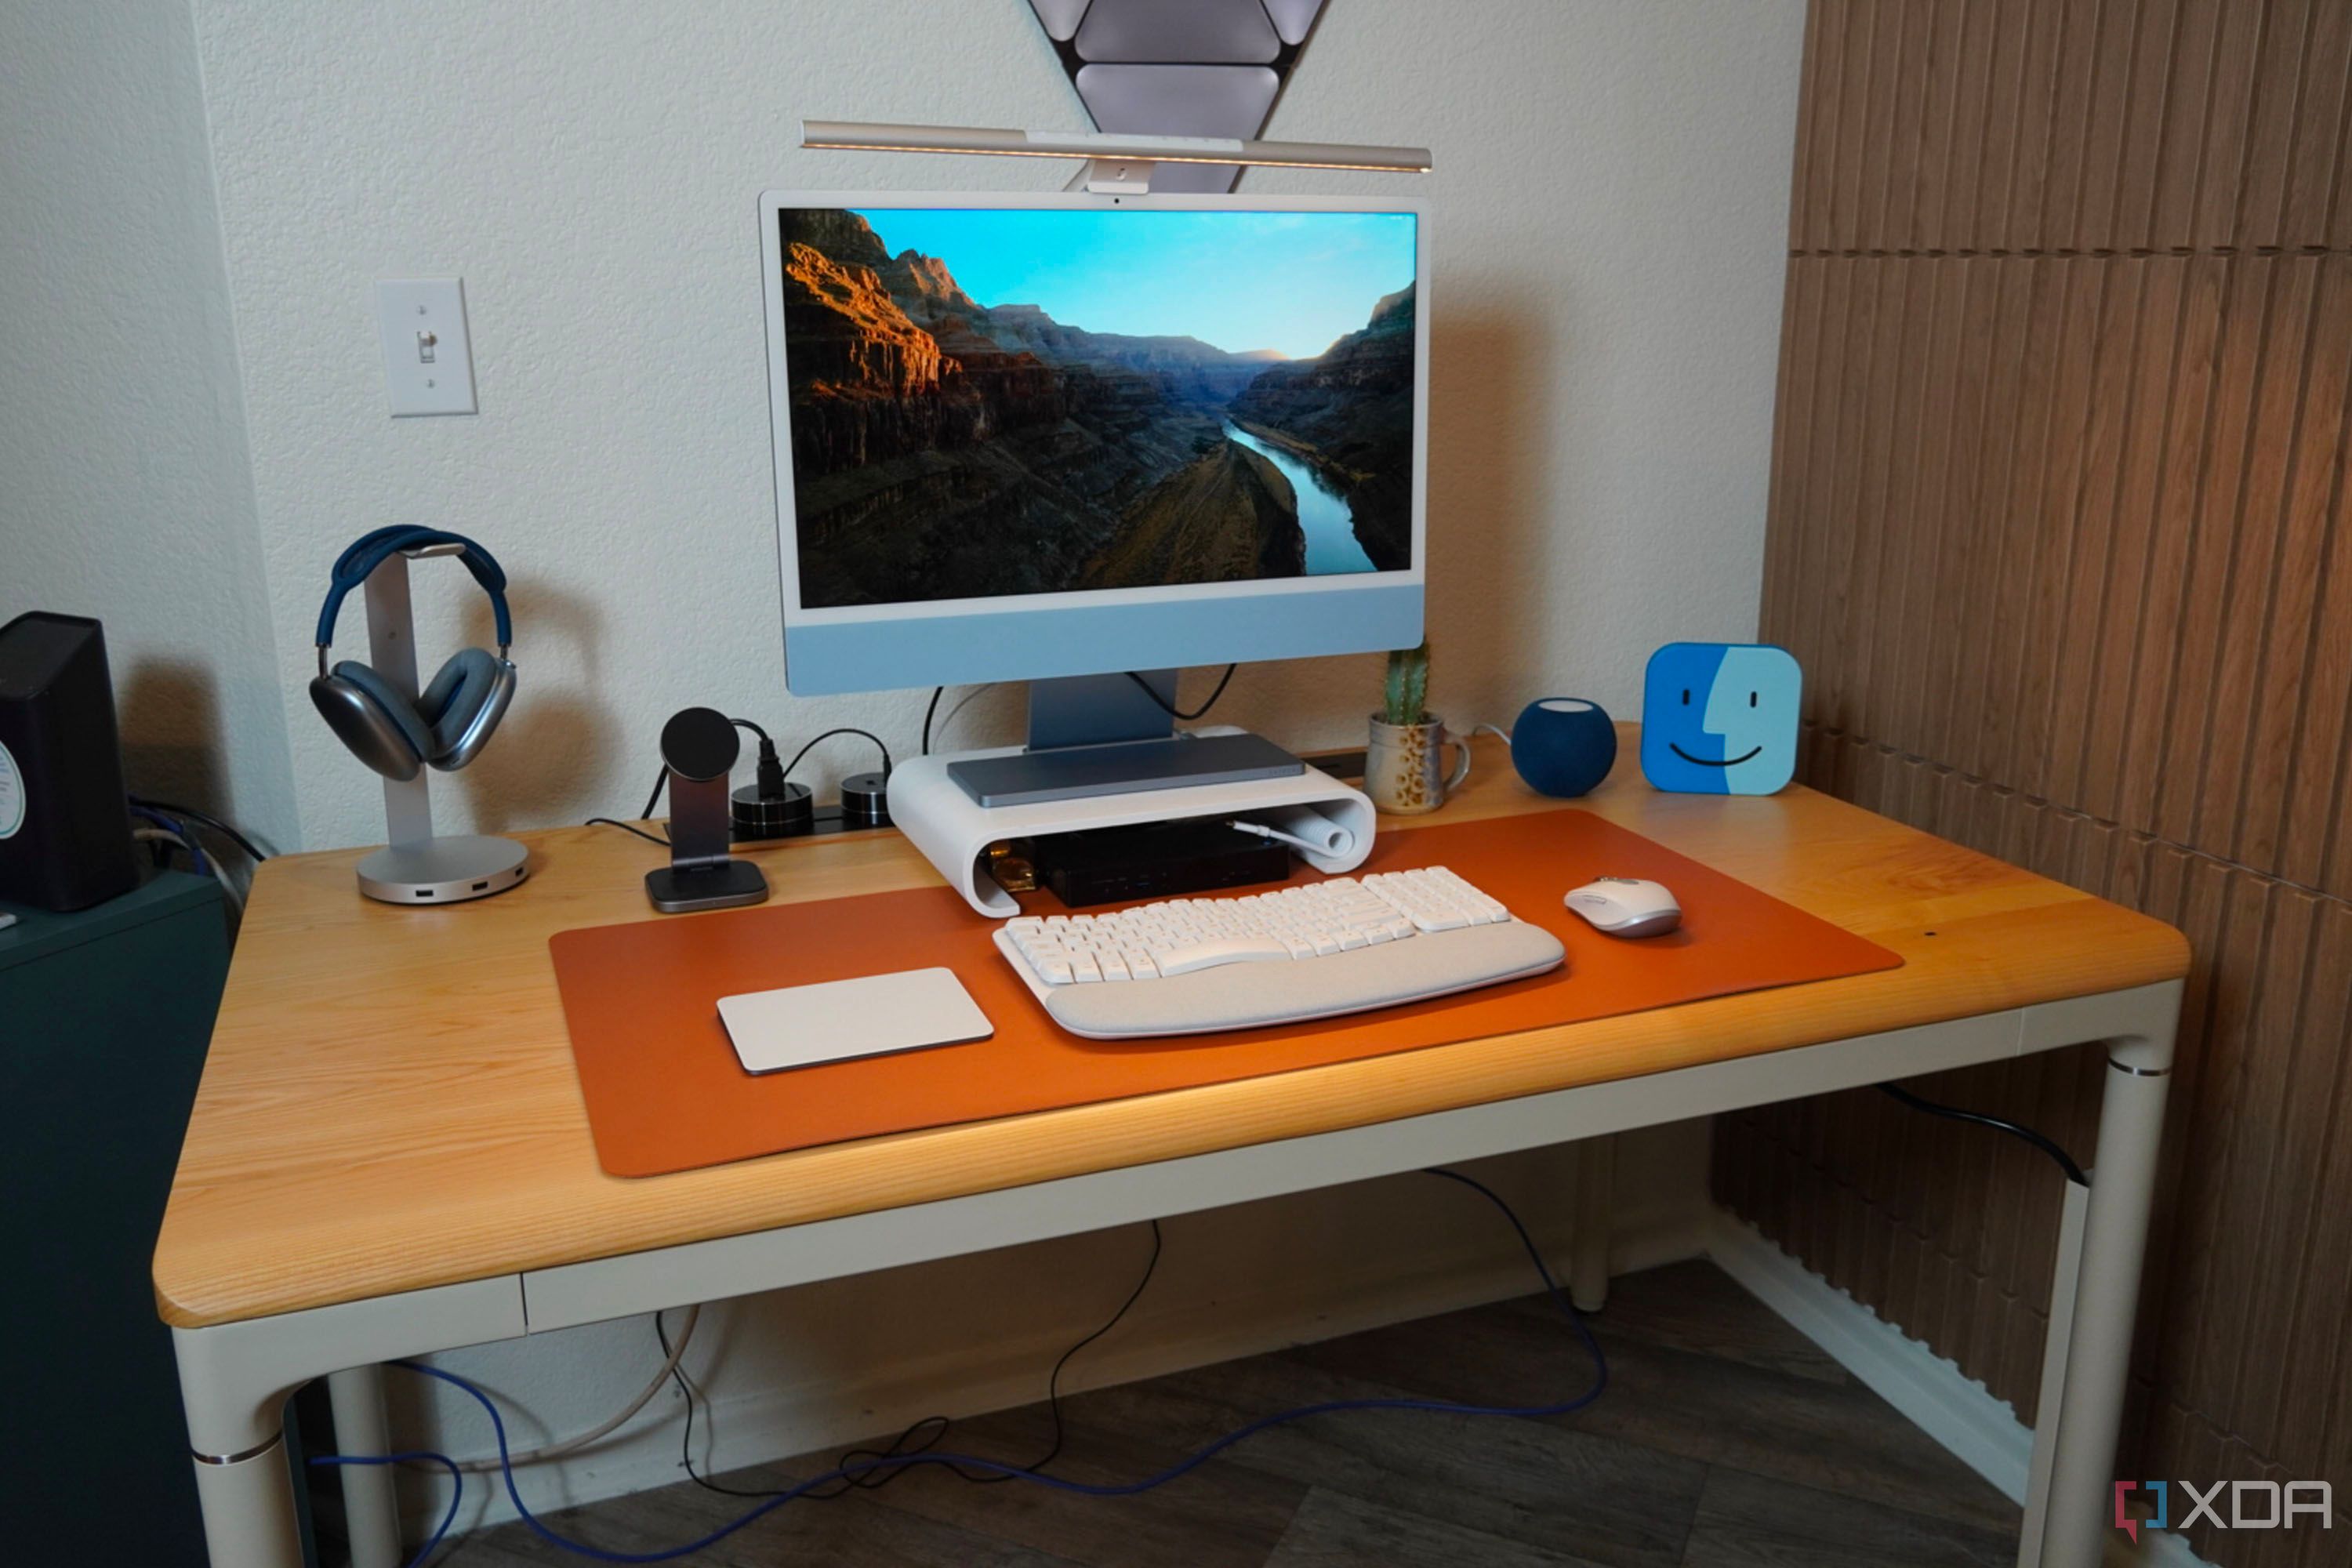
xmin=180 ymin=0 xmax=1801 ymax=851
xmin=0 ymin=1 xmax=297 ymax=848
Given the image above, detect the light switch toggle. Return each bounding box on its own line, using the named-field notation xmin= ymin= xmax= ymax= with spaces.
xmin=376 ymin=278 xmax=477 ymax=416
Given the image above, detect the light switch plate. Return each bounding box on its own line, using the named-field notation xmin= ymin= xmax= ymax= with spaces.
xmin=376 ymin=278 xmax=477 ymax=416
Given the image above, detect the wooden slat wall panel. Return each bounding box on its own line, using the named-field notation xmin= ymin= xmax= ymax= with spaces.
xmin=2149 ymin=0 xmax=2224 ymax=249
xmin=1791 ymin=0 xmax=2352 ymax=255
xmin=1765 ymin=250 xmax=2352 ymax=901
xmin=1731 ymin=6 xmax=2352 ymax=1557
xmin=2071 ymin=257 xmax=2188 ymax=816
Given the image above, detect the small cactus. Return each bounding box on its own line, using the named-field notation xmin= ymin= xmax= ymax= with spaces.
xmin=1383 ymin=641 xmax=1430 ymax=727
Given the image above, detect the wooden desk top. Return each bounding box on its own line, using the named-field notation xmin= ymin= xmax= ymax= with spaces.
xmin=154 ymin=732 xmax=2187 ymax=1327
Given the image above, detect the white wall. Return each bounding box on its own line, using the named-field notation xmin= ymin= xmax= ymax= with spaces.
xmin=180 ymin=0 xmax=1801 ymax=851
xmin=0 ymin=0 xmax=296 ymax=849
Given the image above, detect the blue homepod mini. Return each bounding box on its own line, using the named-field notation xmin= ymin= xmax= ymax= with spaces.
xmin=1509 ymin=698 xmax=1617 ymax=797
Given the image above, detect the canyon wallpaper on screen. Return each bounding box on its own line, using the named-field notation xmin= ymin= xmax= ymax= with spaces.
xmin=779 ymin=207 xmax=1417 ymax=607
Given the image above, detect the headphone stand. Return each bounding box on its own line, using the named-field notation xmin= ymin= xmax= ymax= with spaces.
xmin=351 ymin=544 xmax=528 ymax=905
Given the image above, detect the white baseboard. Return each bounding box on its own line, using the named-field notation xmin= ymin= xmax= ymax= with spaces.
xmin=1701 ymin=1209 xmax=2033 ymax=1501
xmin=1698 ymin=1210 xmax=2214 ymax=1568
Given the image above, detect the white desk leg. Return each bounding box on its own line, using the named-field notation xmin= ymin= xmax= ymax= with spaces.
xmin=328 ymin=1365 xmax=405 ymax=1568
xmin=175 ymin=1328 xmax=307 ymax=1568
xmin=169 ymin=1277 xmax=524 ymax=1567
xmin=190 ymin=1439 xmax=303 ymax=1567
xmin=1572 ymin=1135 xmax=1615 ymax=1312
xmin=2028 ymin=1031 xmax=2174 ymax=1568
xmin=2017 ymin=1174 xmax=2089 ymax=1568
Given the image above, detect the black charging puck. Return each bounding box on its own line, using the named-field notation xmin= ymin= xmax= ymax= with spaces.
xmin=732 ymin=781 xmax=812 ymax=840
xmin=840 ymin=771 xmax=891 ymax=829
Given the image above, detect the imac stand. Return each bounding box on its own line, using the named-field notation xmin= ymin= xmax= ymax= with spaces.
xmin=898 ymin=680 xmax=1374 ymax=917
xmin=945 ymin=671 xmax=1304 ymax=808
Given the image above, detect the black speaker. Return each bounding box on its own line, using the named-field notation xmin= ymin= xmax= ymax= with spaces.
xmin=0 ymin=613 xmax=139 ymax=912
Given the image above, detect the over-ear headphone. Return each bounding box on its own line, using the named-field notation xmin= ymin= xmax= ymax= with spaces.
xmin=310 ymin=526 xmax=517 ymax=782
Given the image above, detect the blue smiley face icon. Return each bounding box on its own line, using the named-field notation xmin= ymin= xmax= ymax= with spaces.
xmin=1639 ymin=643 xmax=1802 ymax=795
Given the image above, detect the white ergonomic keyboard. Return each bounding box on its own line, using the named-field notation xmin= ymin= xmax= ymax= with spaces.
xmin=994 ymin=867 xmax=1566 ymax=1040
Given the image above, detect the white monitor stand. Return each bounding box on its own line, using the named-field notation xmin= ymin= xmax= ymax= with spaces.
xmin=350 ymin=544 xmax=528 ymax=906
xmin=895 ymin=675 xmax=1375 ymax=918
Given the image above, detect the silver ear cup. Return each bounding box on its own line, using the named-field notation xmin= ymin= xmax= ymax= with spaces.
xmin=310 ymin=673 xmax=426 ymax=782
xmin=430 ymin=658 xmax=516 ymax=772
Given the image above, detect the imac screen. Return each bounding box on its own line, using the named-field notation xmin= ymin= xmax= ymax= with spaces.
xmin=778 ymin=206 xmax=1417 ymax=608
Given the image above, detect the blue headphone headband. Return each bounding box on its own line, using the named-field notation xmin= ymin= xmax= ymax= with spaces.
xmin=315 ymin=526 xmax=512 ymax=649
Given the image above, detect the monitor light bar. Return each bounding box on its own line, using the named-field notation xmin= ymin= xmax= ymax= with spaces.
xmin=801 ymin=121 xmax=1431 ymax=191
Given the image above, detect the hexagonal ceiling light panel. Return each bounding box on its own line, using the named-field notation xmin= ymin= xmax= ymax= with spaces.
xmin=1028 ymin=0 xmax=1327 ymax=192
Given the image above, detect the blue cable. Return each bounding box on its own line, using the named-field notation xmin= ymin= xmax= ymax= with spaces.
xmin=332 ymin=1167 xmax=1603 ymax=1566
xmin=128 ymin=804 xmax=208 ymax=873
xmin=306 ymin=1450 xmax=461 ymax=1568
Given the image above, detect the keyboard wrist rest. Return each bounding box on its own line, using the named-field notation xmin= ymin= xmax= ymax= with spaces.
xmin=1040 ymin=921 xmax=1566 ymax=1040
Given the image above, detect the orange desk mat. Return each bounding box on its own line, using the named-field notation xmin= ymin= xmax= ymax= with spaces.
xmin=550 ymin=809 xmax=1902 ymax=1177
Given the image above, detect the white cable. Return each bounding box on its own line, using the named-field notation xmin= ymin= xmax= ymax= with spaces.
xmin=136 ymin=826 xmax=245 ymax=914
xmin=1471 ymin=723 xmax=1512 ymax=748
xmin=209 ymin=861 xmax=243 ymax=915
xmin=452 ymin=1304 xmax=701 ymax=1472
xmin=1227 ymin=819 xmax=1329 ymax=857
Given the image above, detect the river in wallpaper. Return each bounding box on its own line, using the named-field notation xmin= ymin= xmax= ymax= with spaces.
xmin=1223 ymin=423 xmax=1376 ymax=575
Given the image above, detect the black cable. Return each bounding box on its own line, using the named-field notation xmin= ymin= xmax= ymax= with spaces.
xmin=1125 ymin=665 xmax=1237 ymax=722
xmin=653 ymin=1316 xmax=952 ymax=1503
xmin=586 ymin=818 xmax=669 ymax=847
xmin=781 ymin=727 xmax=892 ymax=782
xmin=997 ymin=1217 xmax=1163 ymax=1481
xmin=1877 ymin=1083 xmax=2089 ymax=1187
xmin=653 ymin=1219 xmax=1162 ymax=1497
xmin=632 ymin=717 xmax=795 ymax=826
xmin=126 ymin=796 xmax=269 ymax=862
xmin=921 ymin=687 xmax=946 ymax=757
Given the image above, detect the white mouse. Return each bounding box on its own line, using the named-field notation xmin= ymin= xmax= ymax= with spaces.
xmin=1563 ymin=877 xmax=1682 ymax=938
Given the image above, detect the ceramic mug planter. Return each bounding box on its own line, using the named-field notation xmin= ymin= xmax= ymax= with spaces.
xmin=1366 ymin=714 xmax=1472 ymax=814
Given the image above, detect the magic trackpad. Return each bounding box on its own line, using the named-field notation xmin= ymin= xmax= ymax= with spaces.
xmin=718 ymin=967 xmax=993 ymax=1075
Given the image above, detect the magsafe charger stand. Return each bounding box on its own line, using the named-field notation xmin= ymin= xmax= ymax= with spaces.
xmin=351 ymin=543 xmax=529 ymax=905
xmin=644 ymin=706 xmax=770 ymax=913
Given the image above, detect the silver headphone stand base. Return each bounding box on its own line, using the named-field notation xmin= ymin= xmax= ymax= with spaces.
xmin=358 ymin=835 xmax=529 ymax=905
xmin=353 ymin=545 xmax=528 ymax=906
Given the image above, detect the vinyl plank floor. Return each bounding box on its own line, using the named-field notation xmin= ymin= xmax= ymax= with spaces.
xmin=433 ymin=1260 xmax=2020 ymax=1567
xmin=1057 ymin=1355 xmax=1704 ymax=1566
xmin=1285 ymin=1282 xmax=2016 ymax=1533
xmin=1679 ymin=1465 xmax=2018 ymax=1567
xmin=1262 ymin=1487 xmax=1613 ymax=1568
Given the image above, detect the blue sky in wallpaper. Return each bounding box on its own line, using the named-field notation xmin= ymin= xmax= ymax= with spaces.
xmin=854 ymin=208 xmax=1416 ymax=360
